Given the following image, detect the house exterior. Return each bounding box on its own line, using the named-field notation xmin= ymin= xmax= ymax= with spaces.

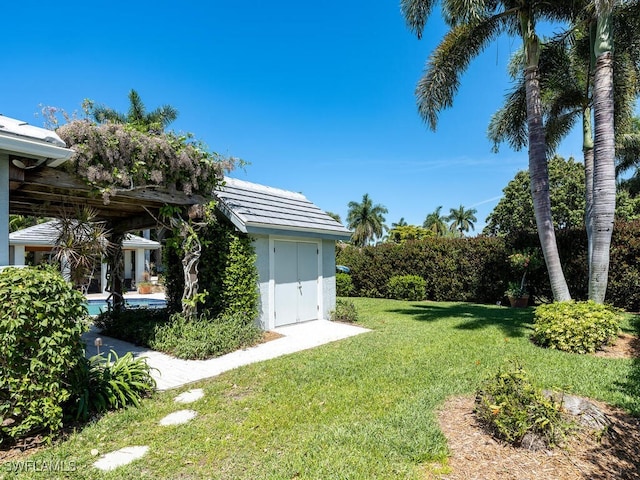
xmin=215 ymin=177 xmax=351 ymax=330
xmin=9 ymin=221 xmax=161 ymax=292
xmin=0 ymin=115 xmax=74 ymax=266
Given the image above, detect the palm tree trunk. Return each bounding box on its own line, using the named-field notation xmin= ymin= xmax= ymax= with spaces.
xmin=525 ymin=65 xmax=572 ymax=301
xmin=590 ymin=50 xmax=616 ymax=303
xmin=583 ymin=106 xmax=594 ymax=268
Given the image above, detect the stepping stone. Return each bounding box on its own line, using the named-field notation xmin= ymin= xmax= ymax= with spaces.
xmin=159 ymin=409 xmax=197 ymax=426
xmin=93 ymin=446 xmax=149 ymax=471
xmin=174 ymin=388 xmax=204 ymax=404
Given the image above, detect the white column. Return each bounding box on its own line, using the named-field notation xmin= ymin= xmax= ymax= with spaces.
xmin=0 ymin=154 xmax=9 ymax=266
xmin=124 ymin=250 xmax=133 ymax=280
xmin=101 ymin=261 xmax=108 ymax=292
xmin=135 ymin=248 xmax=145 ymax=286
xmin=13 ymin=245 xmax=25 ymax=265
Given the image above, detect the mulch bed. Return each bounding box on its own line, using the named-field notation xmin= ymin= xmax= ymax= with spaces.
xmin=426 ymin=333 xmax=640 ymax=480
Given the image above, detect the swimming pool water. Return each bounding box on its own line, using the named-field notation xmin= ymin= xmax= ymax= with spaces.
xmin=86 ymin=298 xmax=167 ymax=316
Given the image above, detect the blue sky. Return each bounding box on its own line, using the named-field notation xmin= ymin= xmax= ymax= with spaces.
xmin=2 ymin=1 xmax=584 ymax=233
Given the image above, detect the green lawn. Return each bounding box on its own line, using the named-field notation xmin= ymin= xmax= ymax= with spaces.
xmin=3 ymin=299 xmax=639 ymax=479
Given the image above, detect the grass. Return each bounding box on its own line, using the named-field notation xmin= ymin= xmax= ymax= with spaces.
xmin=2 ymin=298 xmax=639 ymax=479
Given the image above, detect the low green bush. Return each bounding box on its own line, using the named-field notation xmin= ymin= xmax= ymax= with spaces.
xmin=532 ymin=301 xmax=622 ymax=354
xmin=387 ymin=275 xmax=426 ymax=301
xmin=149 ymin=311 xmax=262 ymax=360
xmin=330 ymin=299 xmax=359 ymax=323
xmin=0 ymin=266 xmax=88 ymax=445
xmin=67 ymin=350 xmax=156 ymax=420
xmin=336 ymin=273 xmax=354 ymax=297
xmin=475 ymin=363 xmax=567 ymax=448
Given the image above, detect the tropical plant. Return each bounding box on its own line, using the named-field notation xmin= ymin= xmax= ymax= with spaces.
xmin=401 ymin=0 xmax=575 ymax=301
xmin=387 ymin=224 xmax=432 ymax=243
xmin=346 ymin=193 xmax=388 ymax=246
xmin=423 ymin=206 xmax=449 ymax=236
xmin=447 ymin=205 xmax=477 ymax=237
xmin=51 ymin=206 xmax=114 ymax=292
xmin=88 ymin=89 xmax=178 ymax=133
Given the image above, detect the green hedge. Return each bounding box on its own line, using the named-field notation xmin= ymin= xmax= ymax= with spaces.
xmin=336 ymin=221 xmax=640 ymax=310
xmin=0 ymin=266 xmax=88 ymax=445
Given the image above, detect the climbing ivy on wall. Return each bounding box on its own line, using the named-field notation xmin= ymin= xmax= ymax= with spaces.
xmin=164 ymin=216 xmax=259 ymax=320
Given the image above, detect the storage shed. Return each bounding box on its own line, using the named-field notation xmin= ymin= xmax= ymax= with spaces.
xmin=215 ymin=177 xmax=351 ymax=330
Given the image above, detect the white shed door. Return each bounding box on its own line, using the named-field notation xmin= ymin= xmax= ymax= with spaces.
xmin=274 ymin=241 xmax=318 ymax=326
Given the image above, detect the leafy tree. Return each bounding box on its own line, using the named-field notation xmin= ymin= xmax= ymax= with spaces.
xmin=346 ymin=194 xmax=388 ymax=247
xmin=401 ymin=0 xmax=576 ymax=301
xmin=447 ymin=205 xmax=477 ymax=237
xmin=485 ymin=156 xmax=586 ymax=236
xmin=88 ymin=89 xmax=178 ymax=133
xmin=387 ymin=224 xmax=433 ymax=243
xmin=423 ymin=206 xmax=449 ymax=236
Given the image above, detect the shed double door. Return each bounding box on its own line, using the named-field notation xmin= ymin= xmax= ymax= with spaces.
xmin=274 ymin=241 xmax=318 ymax=326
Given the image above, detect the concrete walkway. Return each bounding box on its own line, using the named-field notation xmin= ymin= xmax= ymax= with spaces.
xmin=83 ymin=320 xmax=369 ymax=390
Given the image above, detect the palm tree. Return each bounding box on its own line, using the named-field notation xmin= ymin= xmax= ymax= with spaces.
xmin=90 ymin=89 xmax=178 ymax=133
xmin=346 ymin=194 xmax=388 ymax=247
xmin=423 ymin=206 xmax=449 ymax=236
xmin=447 ymin=205 xmax=477 ymax=237
xmin=392 ymin=217 xmax=408 ymax=228
xmin=488 ymin=3 xmax=640 ymax=302
xmin=402 ymin=0 xmax=574 ymax=301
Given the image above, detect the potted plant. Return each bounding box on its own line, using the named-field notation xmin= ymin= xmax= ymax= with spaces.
xmin=505 ymin=252 xmax=532 ymax=308
xmin=137 ymin=272 xmax=153 ymax=294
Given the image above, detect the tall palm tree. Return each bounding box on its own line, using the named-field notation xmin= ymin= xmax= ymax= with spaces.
xmin=90 ymin=89 xmax=178 ymax=133
xmin=489 ymin=3 xmax=640 ymax=302
xmin=402 ymin=0 xmax=574 ymax=301
xmin=447 ymin=205 xmax=477 ymax=236
xmin=423 ymin=206 xmax=449 ymax=236
xmin=346 ymin=194 xmax=388 ymax=247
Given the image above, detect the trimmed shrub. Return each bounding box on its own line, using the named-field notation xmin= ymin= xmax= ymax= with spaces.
xmin=0 ymin=266 xmax=88 ymax=445
xmin=330 ymin=299 xmax=359 ymax=323
xmin=67 ymin=351 xmax=155 ymax=420
xmin=149 ymin=312 xmax=262 ymax=360
xmin=336 ymin=272 xmax=354 ymax=297
xmin=532 ymin=301 xmax=622 ymax=354
xmin=94 ymin=307 xmax=171 ymax=346
xmin=387 ymin=275 xmax=426 ymax=301
xmin=475 ymin=363 xmax=567 ymax=448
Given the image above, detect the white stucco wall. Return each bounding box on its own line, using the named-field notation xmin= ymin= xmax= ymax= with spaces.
xmin=321 ymin=239 xmax=337 ymax=320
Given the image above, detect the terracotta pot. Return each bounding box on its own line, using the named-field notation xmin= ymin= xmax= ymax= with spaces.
xmin=138 ymin=285 xmax=152 ymax=294
xmin=508 ymin=295 xmax=529 ymax=308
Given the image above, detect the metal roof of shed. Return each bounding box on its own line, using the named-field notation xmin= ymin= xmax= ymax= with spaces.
xmin=10 ymin=221 xmax=161 ymax=249
xmin=215 ymin=177 xmax=351 ymax=240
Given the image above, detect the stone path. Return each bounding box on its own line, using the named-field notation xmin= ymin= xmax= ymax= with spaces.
xmin=93 ymin=389 xmax=203 ymax=471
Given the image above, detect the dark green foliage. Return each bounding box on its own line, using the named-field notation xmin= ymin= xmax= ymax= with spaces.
xmin=607 ymin=221 xmax=640 ymax=311
xmin=165 ymin=217 xmax=259 ymax=319
xmin=0 ymin=266 xmax=88 ymax=445
xmin=149 ymin=312 xmax=262 ymax=360
xmin=95 ymin=308 xmax=171 ymax=345
xmin=336 ymin=272 xmax=355 ymax=297
xmin=533 ymin=301 xmax=622 ymax=354
xmin=475 ymin=363 xmax=567 ymax=447
xmin=336 ymin=237 xmax=508 ymax=303
xmin=66 ymin=351 xmax=155 ymax=420
xmin=330 ymin=299 xmax=359 ymax=323
xmin=387 ymin=275 xmax=426 ymax=301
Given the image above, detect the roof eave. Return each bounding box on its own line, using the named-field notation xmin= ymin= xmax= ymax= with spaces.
xmin=0 ymin=133 xmax=74 ymax=166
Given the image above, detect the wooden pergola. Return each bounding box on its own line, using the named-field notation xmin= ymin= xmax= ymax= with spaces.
xmin=9 ymin=164 xmax=207 ymax=234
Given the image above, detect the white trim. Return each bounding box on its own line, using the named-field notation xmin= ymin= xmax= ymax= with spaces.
xmin=0 ymin=134 xmax=73 ymax=162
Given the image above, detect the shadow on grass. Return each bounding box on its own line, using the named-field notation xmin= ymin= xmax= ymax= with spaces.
xmin=388 ymin=302 xmax=535 ymax=338
xmin=616 ymin=314 xmax=640 ymax=416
